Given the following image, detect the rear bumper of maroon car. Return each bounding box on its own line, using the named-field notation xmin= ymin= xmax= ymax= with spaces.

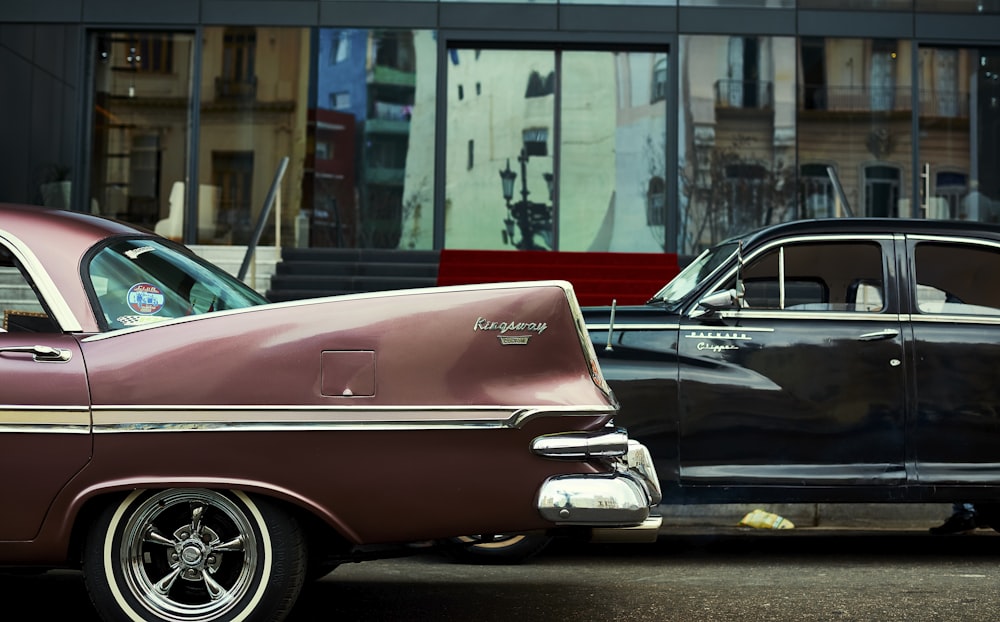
xmin=533 ymin=434 xmax=662 ymax=543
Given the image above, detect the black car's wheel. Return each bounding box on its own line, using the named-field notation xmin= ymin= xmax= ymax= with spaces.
xmin=442 ymin=534 xmax=552 ymax=564
xmin=83 ymin=489 xmax=306 ymax=622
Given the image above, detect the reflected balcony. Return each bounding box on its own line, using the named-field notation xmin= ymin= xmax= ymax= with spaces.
xmin=714 ymin=79 xmax=774 ymax=110
xmin=215 ymin=76 xmax=258 ymax=101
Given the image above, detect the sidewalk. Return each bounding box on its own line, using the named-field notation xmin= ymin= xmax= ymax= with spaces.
xmin=657 ymin=503 xmax=954 ymax=531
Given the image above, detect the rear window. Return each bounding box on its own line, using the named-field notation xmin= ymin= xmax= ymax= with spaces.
xmin=86 ymin=238 xmax=267 ymax=330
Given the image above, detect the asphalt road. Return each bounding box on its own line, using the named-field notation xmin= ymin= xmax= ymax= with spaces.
xmin=5 ymin=529 xmax=1000 ymax=621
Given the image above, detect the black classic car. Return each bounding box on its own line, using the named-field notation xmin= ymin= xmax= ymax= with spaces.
xmin=585 ymin=218 xmax=1000 ymax=518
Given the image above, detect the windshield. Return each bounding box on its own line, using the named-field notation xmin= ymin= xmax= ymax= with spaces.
xmin=649 ymin=241 xmax=739 ymax=306
xmin=87 ymin=238 xmax=268 ymax=330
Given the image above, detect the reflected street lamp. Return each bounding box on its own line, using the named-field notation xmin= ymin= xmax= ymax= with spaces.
xmin=498 ymin=148 xmax=553 ymax=250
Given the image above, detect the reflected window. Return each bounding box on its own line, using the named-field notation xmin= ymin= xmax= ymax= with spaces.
xmin=863 ymin=165 xmax=901 ymax=217
xmin=526 ymin=71 xmax=555 ymax=98
xmin=870 ymin=40 xmax=898 ymax=112
xmin=800 ymin=164 xmax=836 ymax=219
xmin=220 ymin=28 xmax=257 ymax=100
xmin=934 ymin=171 xmax=969 ymax=219
xmin=647 ymin=176 xmax=666 ymax=226
xmin=652 ymin=58 xmax=668 ymax=103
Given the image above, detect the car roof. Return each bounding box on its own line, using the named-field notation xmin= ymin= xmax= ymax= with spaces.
xmin=0 ymin=203 xmax=151 ymax=333
xmin=739 ymin=217 xmax=1000 ymax=248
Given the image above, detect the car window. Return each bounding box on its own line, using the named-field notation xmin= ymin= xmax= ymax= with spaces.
xmin=727 ymin=241 xmax=885 ymax=312
xmin=914 ymin=241 xmax=1000 ymax=316
xmin=0 ymin=245 xmax=60 ymax=333
xmin=87 ymin=238 xmax=268 ymax=330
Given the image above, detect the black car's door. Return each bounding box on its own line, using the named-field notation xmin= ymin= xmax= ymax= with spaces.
xmin=677 ymin=235 xmax=907 ymax=488
xmin=907 ymin=235 xmax=1000 ymax=485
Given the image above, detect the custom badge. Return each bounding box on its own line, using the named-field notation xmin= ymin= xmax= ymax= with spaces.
xmin=126 ymin=282 xmax=165 ymax=315
xmin=474 ymin=316 xmax=548 ymax=346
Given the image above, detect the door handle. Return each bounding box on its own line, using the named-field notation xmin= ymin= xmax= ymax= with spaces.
xmin=858 ymin=329 xmax=899 ymax=342
xmin=0 ymin=345 xmax=72 ymax=362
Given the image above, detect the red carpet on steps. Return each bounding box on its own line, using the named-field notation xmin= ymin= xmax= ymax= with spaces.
xmin=436 ymin=249 xmax=681 ymax=306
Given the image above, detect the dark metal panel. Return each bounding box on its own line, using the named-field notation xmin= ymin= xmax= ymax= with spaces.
xmin=439 ymin=2 xmax=557 ymax=30
xmin=202 ymin=1 xmax=319 ymax=25
xmin=0 ymin=0 xmax=81 ymax=22
xmin=798 ymin=10 xmax=914 ymax=38
xmin=679 ymin=7 xmax=795 ymax=35
xmin=559 ymin=5 xmax=676 ymax=33
xmin=82 ymin=0 xmax=200 ymax=24
xmin=318 ymin=1 xmax=437 ymax=28
xmin=915 ymin=14 xmax=1000 ymax=43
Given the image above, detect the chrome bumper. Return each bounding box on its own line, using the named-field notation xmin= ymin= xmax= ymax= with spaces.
xmin=533 ymin=432 xmax=662 ymax=542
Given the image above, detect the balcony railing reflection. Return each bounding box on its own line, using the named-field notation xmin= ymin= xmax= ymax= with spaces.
xmin=215 ymin=76 xmax=258 ymax=101
xmin=714 ymin=79 xmax=774 ymax=109
xmin=801 ymin=84 xmax=969 ymax=117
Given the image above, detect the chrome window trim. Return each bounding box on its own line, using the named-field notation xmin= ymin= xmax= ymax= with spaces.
xmin=907 ymin=233 xmax=1000 ymax=319
xmin=717 ymin=311 xmax=900 ymax=322
xmin=693 ymin=233 xmax=895 ymax=319
xmin=0 ymin=229 xmax=83 ymax=332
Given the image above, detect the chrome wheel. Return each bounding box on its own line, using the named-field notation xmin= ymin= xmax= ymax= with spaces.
xmin=84 ymin=489 xmax=305 ymax=622
xmin=443 ymin=533 xmax=552 ymax=564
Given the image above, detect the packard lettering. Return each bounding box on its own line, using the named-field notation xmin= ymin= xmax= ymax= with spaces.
xmin=474 ymin=317 xmax=548 ymax=335
xmin=684 ymin=331 xmax=752 ymax=341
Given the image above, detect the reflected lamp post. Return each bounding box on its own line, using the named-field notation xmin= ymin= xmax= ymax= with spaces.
xmin=499 ymin=148 xmax=553 ymax=250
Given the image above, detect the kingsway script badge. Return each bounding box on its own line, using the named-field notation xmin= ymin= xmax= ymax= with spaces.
xmin=474 ymin=316 xmax=548 ymax=346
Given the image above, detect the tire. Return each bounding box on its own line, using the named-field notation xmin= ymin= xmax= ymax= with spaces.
xmin=83 ymin=489 xmax=306 ymax=622
xmin=441 ymin=534 xmax=552 ymax=565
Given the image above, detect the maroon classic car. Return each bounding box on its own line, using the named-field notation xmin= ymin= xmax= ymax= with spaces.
xmin=0 ymin=203 xmax=660 ymax=622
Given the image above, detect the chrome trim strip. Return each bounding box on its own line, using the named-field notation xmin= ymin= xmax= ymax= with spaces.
xmin=588 ymin=323 xmax=680 ymax=331
xmin=909 ymin=314 xmax=1000 ymax=325
xmin=91 ymin=403 xmax=616 ymax=433
xmin=0 ymin=229 xmax=83 ymax=332
xmin=717 ymin=311 xmax=898 ymax=322
xmin=0 ymin=405 xmax=91 ymax=434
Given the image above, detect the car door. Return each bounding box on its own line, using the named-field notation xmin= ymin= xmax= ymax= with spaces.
xmin=677 ymin=234 xmax=907 ymax=488
xmin=906 ymin=234 xmax=1000 ymax=485
xmin=0 ymin=253 xmax=91 ymax=541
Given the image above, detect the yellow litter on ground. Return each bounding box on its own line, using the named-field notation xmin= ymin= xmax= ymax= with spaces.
xmin=739 ymin=508 xmax=795 ymax=529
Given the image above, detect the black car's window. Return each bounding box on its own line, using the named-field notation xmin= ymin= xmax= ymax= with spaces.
xmin=87 ymin=238 xmax=268 ymax=330
xmin=730 ymin=241 xmax=884 ymax=312
xmin=914 ymin=242 xmax=1000 ymax=316
xmin=0 ymin=245 xmax=60 ymax=333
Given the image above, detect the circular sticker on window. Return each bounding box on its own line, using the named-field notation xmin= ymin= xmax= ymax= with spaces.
xmin=126 ymin=282 xmax=165 ymax=315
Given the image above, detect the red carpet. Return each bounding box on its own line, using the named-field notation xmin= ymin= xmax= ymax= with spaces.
xmin=436 ymin=249 xmax=680 ymax=306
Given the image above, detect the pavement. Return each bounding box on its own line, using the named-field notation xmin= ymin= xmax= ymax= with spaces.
xmin=656 ymin=503 xmax=955 ymax=532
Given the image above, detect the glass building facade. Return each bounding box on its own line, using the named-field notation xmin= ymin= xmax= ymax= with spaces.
xmin=2 ymin=1 xmax=999 ymax=258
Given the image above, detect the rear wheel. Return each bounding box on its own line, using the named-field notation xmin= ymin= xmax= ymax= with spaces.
xmin=441 ymin=534 xmax=552 ymax=564
xmin=83 ymin=489 xmax=306 ymax=622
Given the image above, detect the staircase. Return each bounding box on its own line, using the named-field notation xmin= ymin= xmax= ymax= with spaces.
xmin=0 ymin=267 xmax=45 ymax=314
xmin=266 ymin=248 xmax=440 ymax=302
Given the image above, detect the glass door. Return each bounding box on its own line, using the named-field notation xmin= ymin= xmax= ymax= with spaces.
xmin=89 ymin=31 xmax=194 ymax=239
xmin=917 ymin=44 xmax=1000 ymax=223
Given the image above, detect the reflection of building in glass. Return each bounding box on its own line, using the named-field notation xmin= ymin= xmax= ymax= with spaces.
xmin=312 ymin=29 xmax=418 ymax=248
xmin=89 ymin=28 xmax=309 ymax=246
xmin=441 ymin=48 xmax=667 ymax=253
